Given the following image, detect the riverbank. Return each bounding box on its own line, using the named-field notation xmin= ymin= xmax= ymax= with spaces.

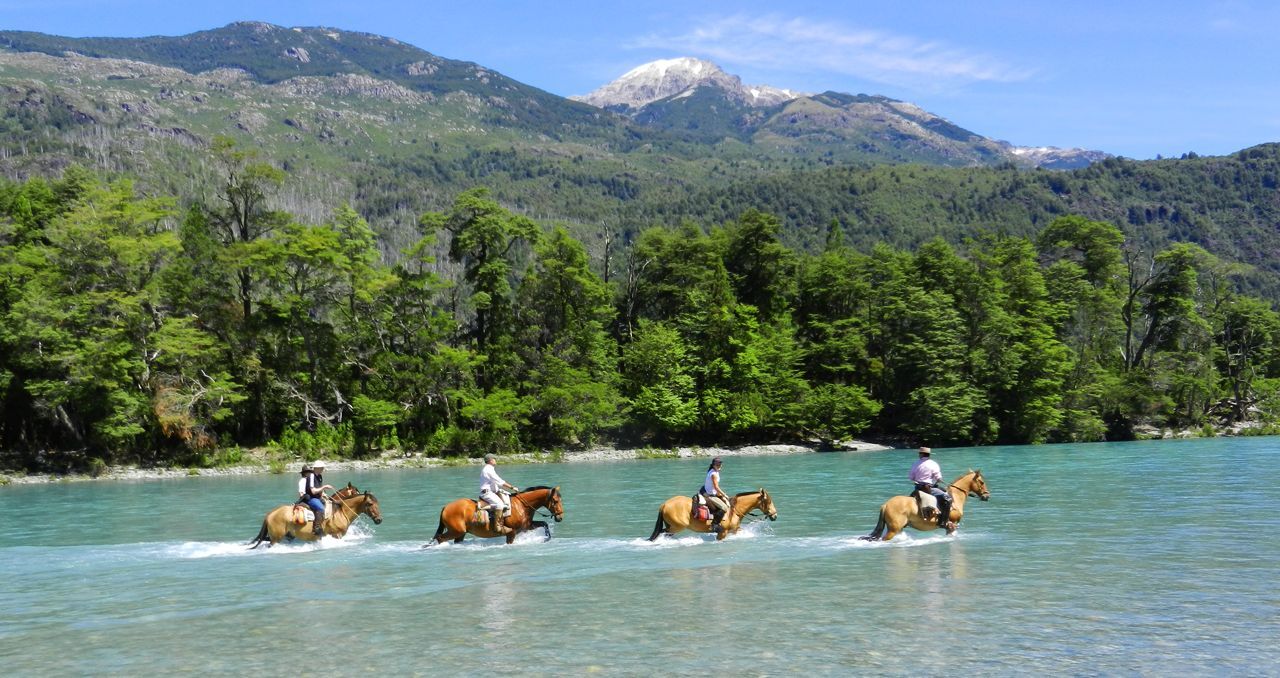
xmin=0 ymin=440 xmax=895 ymax=485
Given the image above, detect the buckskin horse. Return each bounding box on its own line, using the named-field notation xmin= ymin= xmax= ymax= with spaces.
xmin=860 ymin=469 xmax=989 ymax=542
xmin=248 ymin=482 xmax=383 ymax=549
xmin=648 ymin=488 xmax=778 ymax=541
xmin=424 ymin=486 xmax=564 ymax=546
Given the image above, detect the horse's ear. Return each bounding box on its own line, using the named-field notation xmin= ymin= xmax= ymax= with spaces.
xmin=347 ymin=482 xmax=354 ymax=489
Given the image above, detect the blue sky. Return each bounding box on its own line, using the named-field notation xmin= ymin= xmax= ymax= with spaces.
xmin=3 ymin=0 xmax=1277 ymax=159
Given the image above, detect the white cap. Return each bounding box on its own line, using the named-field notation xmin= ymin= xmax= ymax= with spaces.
xmin=312 ymin=460 xmax=326 ymax=469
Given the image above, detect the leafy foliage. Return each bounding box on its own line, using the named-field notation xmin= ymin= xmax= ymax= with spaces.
xmin=4 ymin=165 xmax=1280 ymax=472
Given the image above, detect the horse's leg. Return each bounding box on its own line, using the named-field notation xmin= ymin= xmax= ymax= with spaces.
xmin=880 ymin=509 xmax=911 ymax=542
xmin=268 ymin=515 xmax=289 ymax=546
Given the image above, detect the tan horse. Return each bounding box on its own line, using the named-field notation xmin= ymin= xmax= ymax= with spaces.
xmin=648 ymin=488 xmax=778 ymax=541
xmin=424 ymin=486 xmax=564 ymax=546
xmin=860 ymin=470 xmax=990 ymax=542
xmin=248 ymin=482 xmax=384 ymax=549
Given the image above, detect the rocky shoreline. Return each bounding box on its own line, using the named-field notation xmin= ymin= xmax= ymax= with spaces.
xmin=0 ymin=440 xmax=896 ymax=485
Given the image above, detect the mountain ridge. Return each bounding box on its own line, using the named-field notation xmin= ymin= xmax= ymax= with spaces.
xmin=0 ymin=24 xmax=1106 ymax=169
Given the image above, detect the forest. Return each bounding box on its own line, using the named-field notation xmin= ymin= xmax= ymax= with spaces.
xmin=4 ymin=141 xmax=1280 ymax=472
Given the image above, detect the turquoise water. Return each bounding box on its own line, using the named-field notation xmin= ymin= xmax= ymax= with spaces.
xmin=2 ymin=439 xmax=1278 ymax=676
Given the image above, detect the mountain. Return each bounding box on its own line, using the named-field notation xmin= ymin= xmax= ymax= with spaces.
xmin=574 ymin=57 xmax=1106 ymax=168
xmin=1004 ymin=144 xmax=1111 ymax=170
xmin=10 ymin=22 xmax=1280 ymax=298
xmin=0 ymin=21 xmax=621 ymax=139
xmin=572 ymin=57 xmax=800 ymax=111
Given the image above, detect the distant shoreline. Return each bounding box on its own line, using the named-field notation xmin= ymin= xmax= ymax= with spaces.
xmin=0 ymin=440 xmax=896 ymax=485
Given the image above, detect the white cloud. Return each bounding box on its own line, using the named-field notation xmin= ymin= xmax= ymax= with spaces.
xmin=631 ymin=14 xmax=1032 ymax=91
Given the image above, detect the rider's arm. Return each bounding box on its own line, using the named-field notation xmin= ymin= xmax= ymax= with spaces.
xmin=711 ymin=473 xmax=726 ymax=499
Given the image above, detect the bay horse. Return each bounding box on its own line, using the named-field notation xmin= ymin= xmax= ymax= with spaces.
xmin=860 ymin=469 xmax=989 ymax=542
xmin=248 ymin=482 xmax=383 ymax=549
xmin=424 ymin=486 xmax=564 ymax=546
xmin=648 ymin=488 xmax=778 ymax=541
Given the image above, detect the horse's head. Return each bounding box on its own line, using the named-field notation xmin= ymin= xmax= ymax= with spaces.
xmin=756 ymin=488 xmax=778 ymax=521
xmin=965 ymin=470 xmax=990 ymax=501
xmin=360 ymin=491 xmax=384 ymax=524
xmin=513 ymin=486 xmax=564 ymax=522
xmin=546 ymin=486 xmax=564 ymax=523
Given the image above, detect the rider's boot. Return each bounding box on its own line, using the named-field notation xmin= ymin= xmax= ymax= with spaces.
xmin=710 ymin=510 xmax=725 ymax=534
xmin=938 ymin=502 xmax=954 ymax=533
xmin=311 ymin=510 xmax=325 ymax=537
xmin=490 ymin=507 xmax=512 ymax=535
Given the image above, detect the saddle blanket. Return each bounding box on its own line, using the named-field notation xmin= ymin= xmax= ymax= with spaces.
xmin=916 ymin=492 xmax=938 ymax=514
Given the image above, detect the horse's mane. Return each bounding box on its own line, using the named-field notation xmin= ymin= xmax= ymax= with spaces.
xmin=732 ymin=489 xmax=762 ymax=498
xmin=514 ymin=485 xmax=554 ymax=495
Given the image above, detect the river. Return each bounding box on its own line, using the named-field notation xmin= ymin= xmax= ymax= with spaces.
xmin=2 ymin=438 xmax=1277 ymax=676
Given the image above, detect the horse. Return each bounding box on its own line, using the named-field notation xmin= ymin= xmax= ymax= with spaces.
xmin=860 ymin=469 xmax=989 ymax=542
xmin=648 ymin=488 xmax=778 ymax=541
xmin=248 ymin=482 xmax=384 ymax=549
xmin=424 ymin=485 xmax=564 ymax=546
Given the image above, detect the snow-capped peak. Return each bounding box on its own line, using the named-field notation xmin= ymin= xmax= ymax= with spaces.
xmin=572 ymin=57 xmax=802 ymax=110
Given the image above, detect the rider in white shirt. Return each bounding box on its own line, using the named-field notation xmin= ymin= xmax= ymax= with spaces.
xmin=479 ymin=453 xmax=518 ymax=535
xmin=700 ymin=457 xmax=730 ymax=533
xmin=910 ymin=447 xmax=953 ymax=533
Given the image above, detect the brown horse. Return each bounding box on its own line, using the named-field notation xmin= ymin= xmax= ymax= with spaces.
xmin=424 ymin=486 xmax=564 ymax=546
xmin=860 ymin=470 xmax=990 ymax=542
xmin=648 ymin=488 xmax=778 ymax=541
xmin=248 ymin=482 xmax=384 ymax=549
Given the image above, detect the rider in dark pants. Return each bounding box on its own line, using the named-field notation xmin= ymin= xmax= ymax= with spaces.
xmin=909 ymin=447 xmax=953 ymax=533
xmin=298 ymin=461 xmax=334 ymax=536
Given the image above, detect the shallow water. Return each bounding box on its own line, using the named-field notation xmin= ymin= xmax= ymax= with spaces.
xmin=2 ymin=438 xmax=1278 ymax=676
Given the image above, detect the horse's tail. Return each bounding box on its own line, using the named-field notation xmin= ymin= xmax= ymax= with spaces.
xmin=647 ymin=510 xmax=666 ymax=541
xmin=248 ymin=520 xmax=269 ymax=549
xmin=860 ymin=508 xmax=887 ymax=541
xmin=432 ymin=511 xmax=448 ymax=541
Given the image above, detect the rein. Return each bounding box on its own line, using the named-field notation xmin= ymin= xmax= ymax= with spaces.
xmin=733 ymin=492 xmax=774 ymax=524
xmin=948 ymin=474 xmax=983 ymax=499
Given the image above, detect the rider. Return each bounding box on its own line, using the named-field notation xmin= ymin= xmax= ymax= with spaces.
xmin=297 ymin=461 xmax=334 ymax=536
xmin=910 ymin=447 xmax=953 ymax=533
xmin=480 ymin=453 xmax=518 ymax=535
xmin=700 ymin=457 xmax=731 ymax=533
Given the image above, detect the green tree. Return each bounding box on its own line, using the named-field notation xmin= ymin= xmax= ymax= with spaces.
xmin=514 ymin=227 xmax=621 ymax=446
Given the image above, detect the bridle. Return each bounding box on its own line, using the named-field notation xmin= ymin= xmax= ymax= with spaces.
xmin=517 ymin=487 xmax=564 ymax=522
xmin=738 ymin=491 xmax=777 ymax=523
xmin=948 ymin=473 xmax=988 ymax=500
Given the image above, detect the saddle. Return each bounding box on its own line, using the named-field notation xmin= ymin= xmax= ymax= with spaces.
xmin=472 ymin=498 xmax=507 ymax=528
xmin=290 ymin=505 xmax=315 ymax=526
xmin=912 ymin=490 xmax=939 ymax=520
xmin=690 ymin=493 xmax=714 ymax=523
xmin=291 ymin=497 xmax=334 ymax=525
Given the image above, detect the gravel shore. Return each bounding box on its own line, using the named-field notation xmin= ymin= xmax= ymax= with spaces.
xmin=0 ymin=440 xmax=895 ymax=485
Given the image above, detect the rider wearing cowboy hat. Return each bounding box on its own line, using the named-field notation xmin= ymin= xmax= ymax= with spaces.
xmin=298 ymin=461 xmax=334 ymax=536
xmin=479 ymin=453 xmax=518 ymax=535
xmin=909 ymin=447 xmax=954 ymax=533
